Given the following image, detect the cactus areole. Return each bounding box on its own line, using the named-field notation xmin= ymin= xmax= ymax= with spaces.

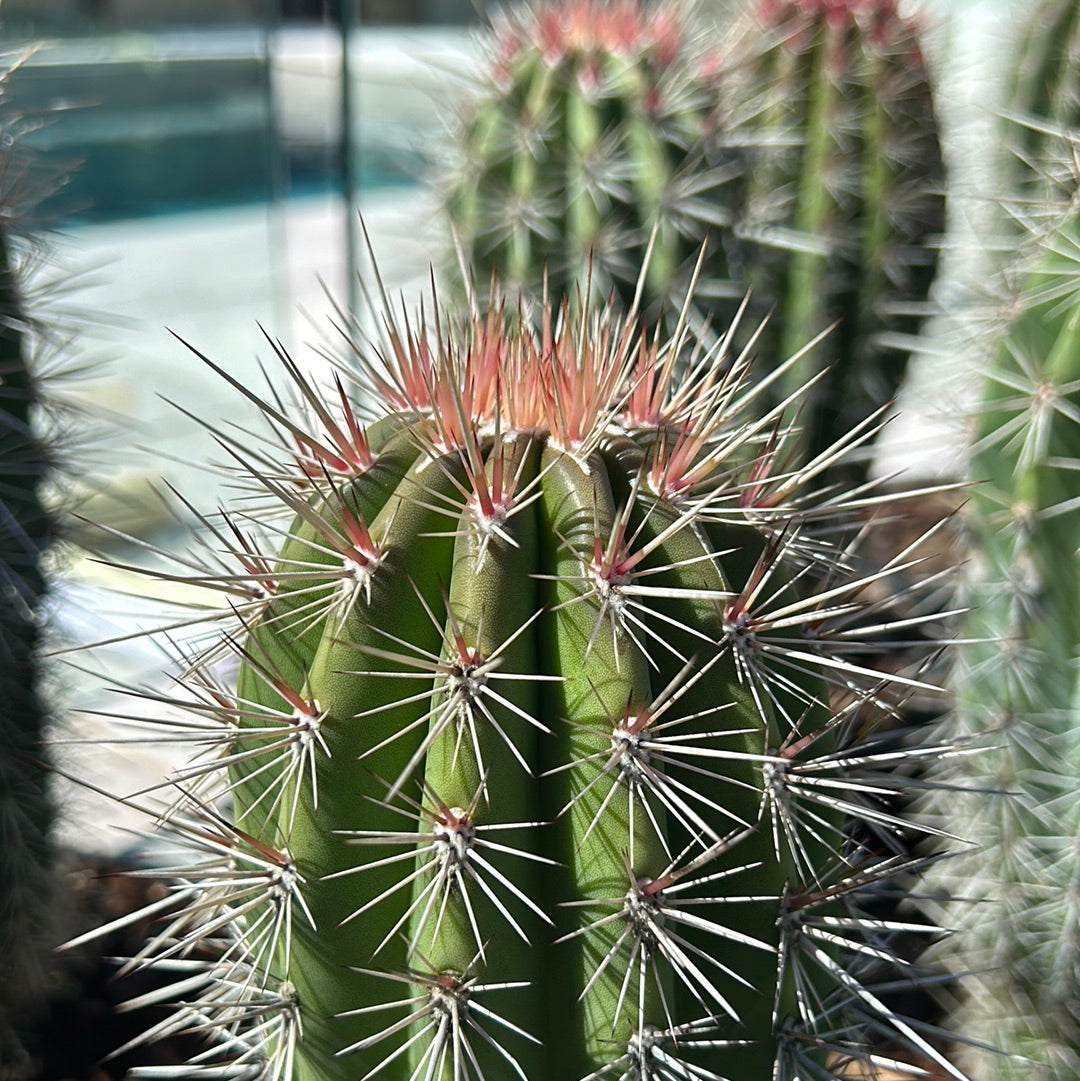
xmin=86 ymin=274 xmax=963 ymax=1080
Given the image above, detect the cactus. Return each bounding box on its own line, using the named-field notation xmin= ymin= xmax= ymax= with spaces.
xmin=442 ymin=0 xmax=734 ymax=328
xmin=725 ymin=0 xmax=946 ymax=474
xmin=441 ymin=0 xmax=945 ymax=481
xmin=0 ymin=55 xmax=63 ymax=1069
xmin=64 ymin=258 xmax=976 ymax=1081
xmin=1004 ymin=0 xmax=1080 ymax=209
xmin=923 ymin=206 xmax=1080 ymax=1080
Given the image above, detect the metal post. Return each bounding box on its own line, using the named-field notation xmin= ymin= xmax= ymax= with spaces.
xmin=337 ymin=0 xmax=360 ymax=314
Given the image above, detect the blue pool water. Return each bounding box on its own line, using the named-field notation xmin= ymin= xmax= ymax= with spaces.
xmin=4 ymin=28 xmax=426 ymax=224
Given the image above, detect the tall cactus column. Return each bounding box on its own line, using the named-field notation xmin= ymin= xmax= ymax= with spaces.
xmin=933 ymin=210 xmax=1080 ymax=1080
xmin=733 ymin=0 xmax=946 ymax=472
xmin=0 ymin=78 xmax=60 ymax=1065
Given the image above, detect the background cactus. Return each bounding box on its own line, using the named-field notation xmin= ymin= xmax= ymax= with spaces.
xmin=0 ymin=54 xmax=64 ymax=1072
xmin=922 ymin=204 xmax=1080 ymax=1081
xmin=441 ymin=0 xmax=734 ymax=327
xmin=1003 ymin=0 xmax=1080 ymax=209
xmin=724 ymin=0 xmax=946 ymax=475
xmin=441 ymin=0 xmax=945 ymax=482
xmin=65 ymin=264 xmax=974 ymax=1081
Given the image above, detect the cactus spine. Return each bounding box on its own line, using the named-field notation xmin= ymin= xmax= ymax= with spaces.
xmin=71 ymin=266 xmax=972 ymax=1081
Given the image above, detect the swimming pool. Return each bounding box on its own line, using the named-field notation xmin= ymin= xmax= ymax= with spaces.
xmin=4 ymin=25 xmax=472 ymax=223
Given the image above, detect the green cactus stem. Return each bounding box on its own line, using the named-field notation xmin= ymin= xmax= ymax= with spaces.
xmin=729 ymin=0 xmax=946 ymax=476
xmin=64 ymin=265 xmax=975 ymax=1081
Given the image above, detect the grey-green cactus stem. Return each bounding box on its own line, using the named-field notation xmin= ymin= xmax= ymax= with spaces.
xmin=933 ymin=209 xmax=1080 ymax=1081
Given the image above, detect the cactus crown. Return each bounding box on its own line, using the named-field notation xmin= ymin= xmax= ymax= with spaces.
xmin=504 ymin=0 xmax=685 ymax=64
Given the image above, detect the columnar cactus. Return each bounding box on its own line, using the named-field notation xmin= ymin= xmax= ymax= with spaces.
xmin=442 ymin=0 xmax=946 ymax=480
xmin=442 ymin=0 xmax=734 ymax=326
xmin=71 ymin=269 xmax=971 ymax=1081
xmin=0 ymin=57 xmax=61 ymax=1067
xmin=728 ymin=0 xmax=946 ymax=472
xmin=925 ymin=209 xmax=1080 ymax=1081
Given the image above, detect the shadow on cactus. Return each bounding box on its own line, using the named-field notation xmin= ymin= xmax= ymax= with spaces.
xmin=66 ymin=254 xmax=975 ymax=1080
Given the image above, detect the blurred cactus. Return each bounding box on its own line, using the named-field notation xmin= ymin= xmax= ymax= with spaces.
xmin=727 ymin=0 xmax=946 ymax=474
xmin=925 ymin=207 xmax=1080 ymax=1081
xmin=0 ymin=55 xmax=61 ymax=1069
xmin=442 ymin=0 xmax=946 ymax=482
xmin=66 ymin=262 xmax=973 ymax=1081
xmin=442 ymin=0 xmax=734 ymax=327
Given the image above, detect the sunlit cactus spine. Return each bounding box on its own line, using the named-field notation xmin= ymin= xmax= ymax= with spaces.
xmin=65 ymin=258 xmax=975 ymax=1081
xmin=728 ymin=0 xmax=946 ymax=474
xmin=925 ymin=208 xmax=1080 ymax=1081
xmin=441 ymin=0 xmax=734 ymax=328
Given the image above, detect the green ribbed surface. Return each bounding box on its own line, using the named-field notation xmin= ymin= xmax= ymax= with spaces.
xmin=444 ymin=0 xmax=734 ymax=327
xmin=1006 ymin=0 xmax=1080 ymax=206
xmin=731 ymin=0 xmax=945 ymax=472
xmin=234 ymin=429 xmax=790 ymax=1080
